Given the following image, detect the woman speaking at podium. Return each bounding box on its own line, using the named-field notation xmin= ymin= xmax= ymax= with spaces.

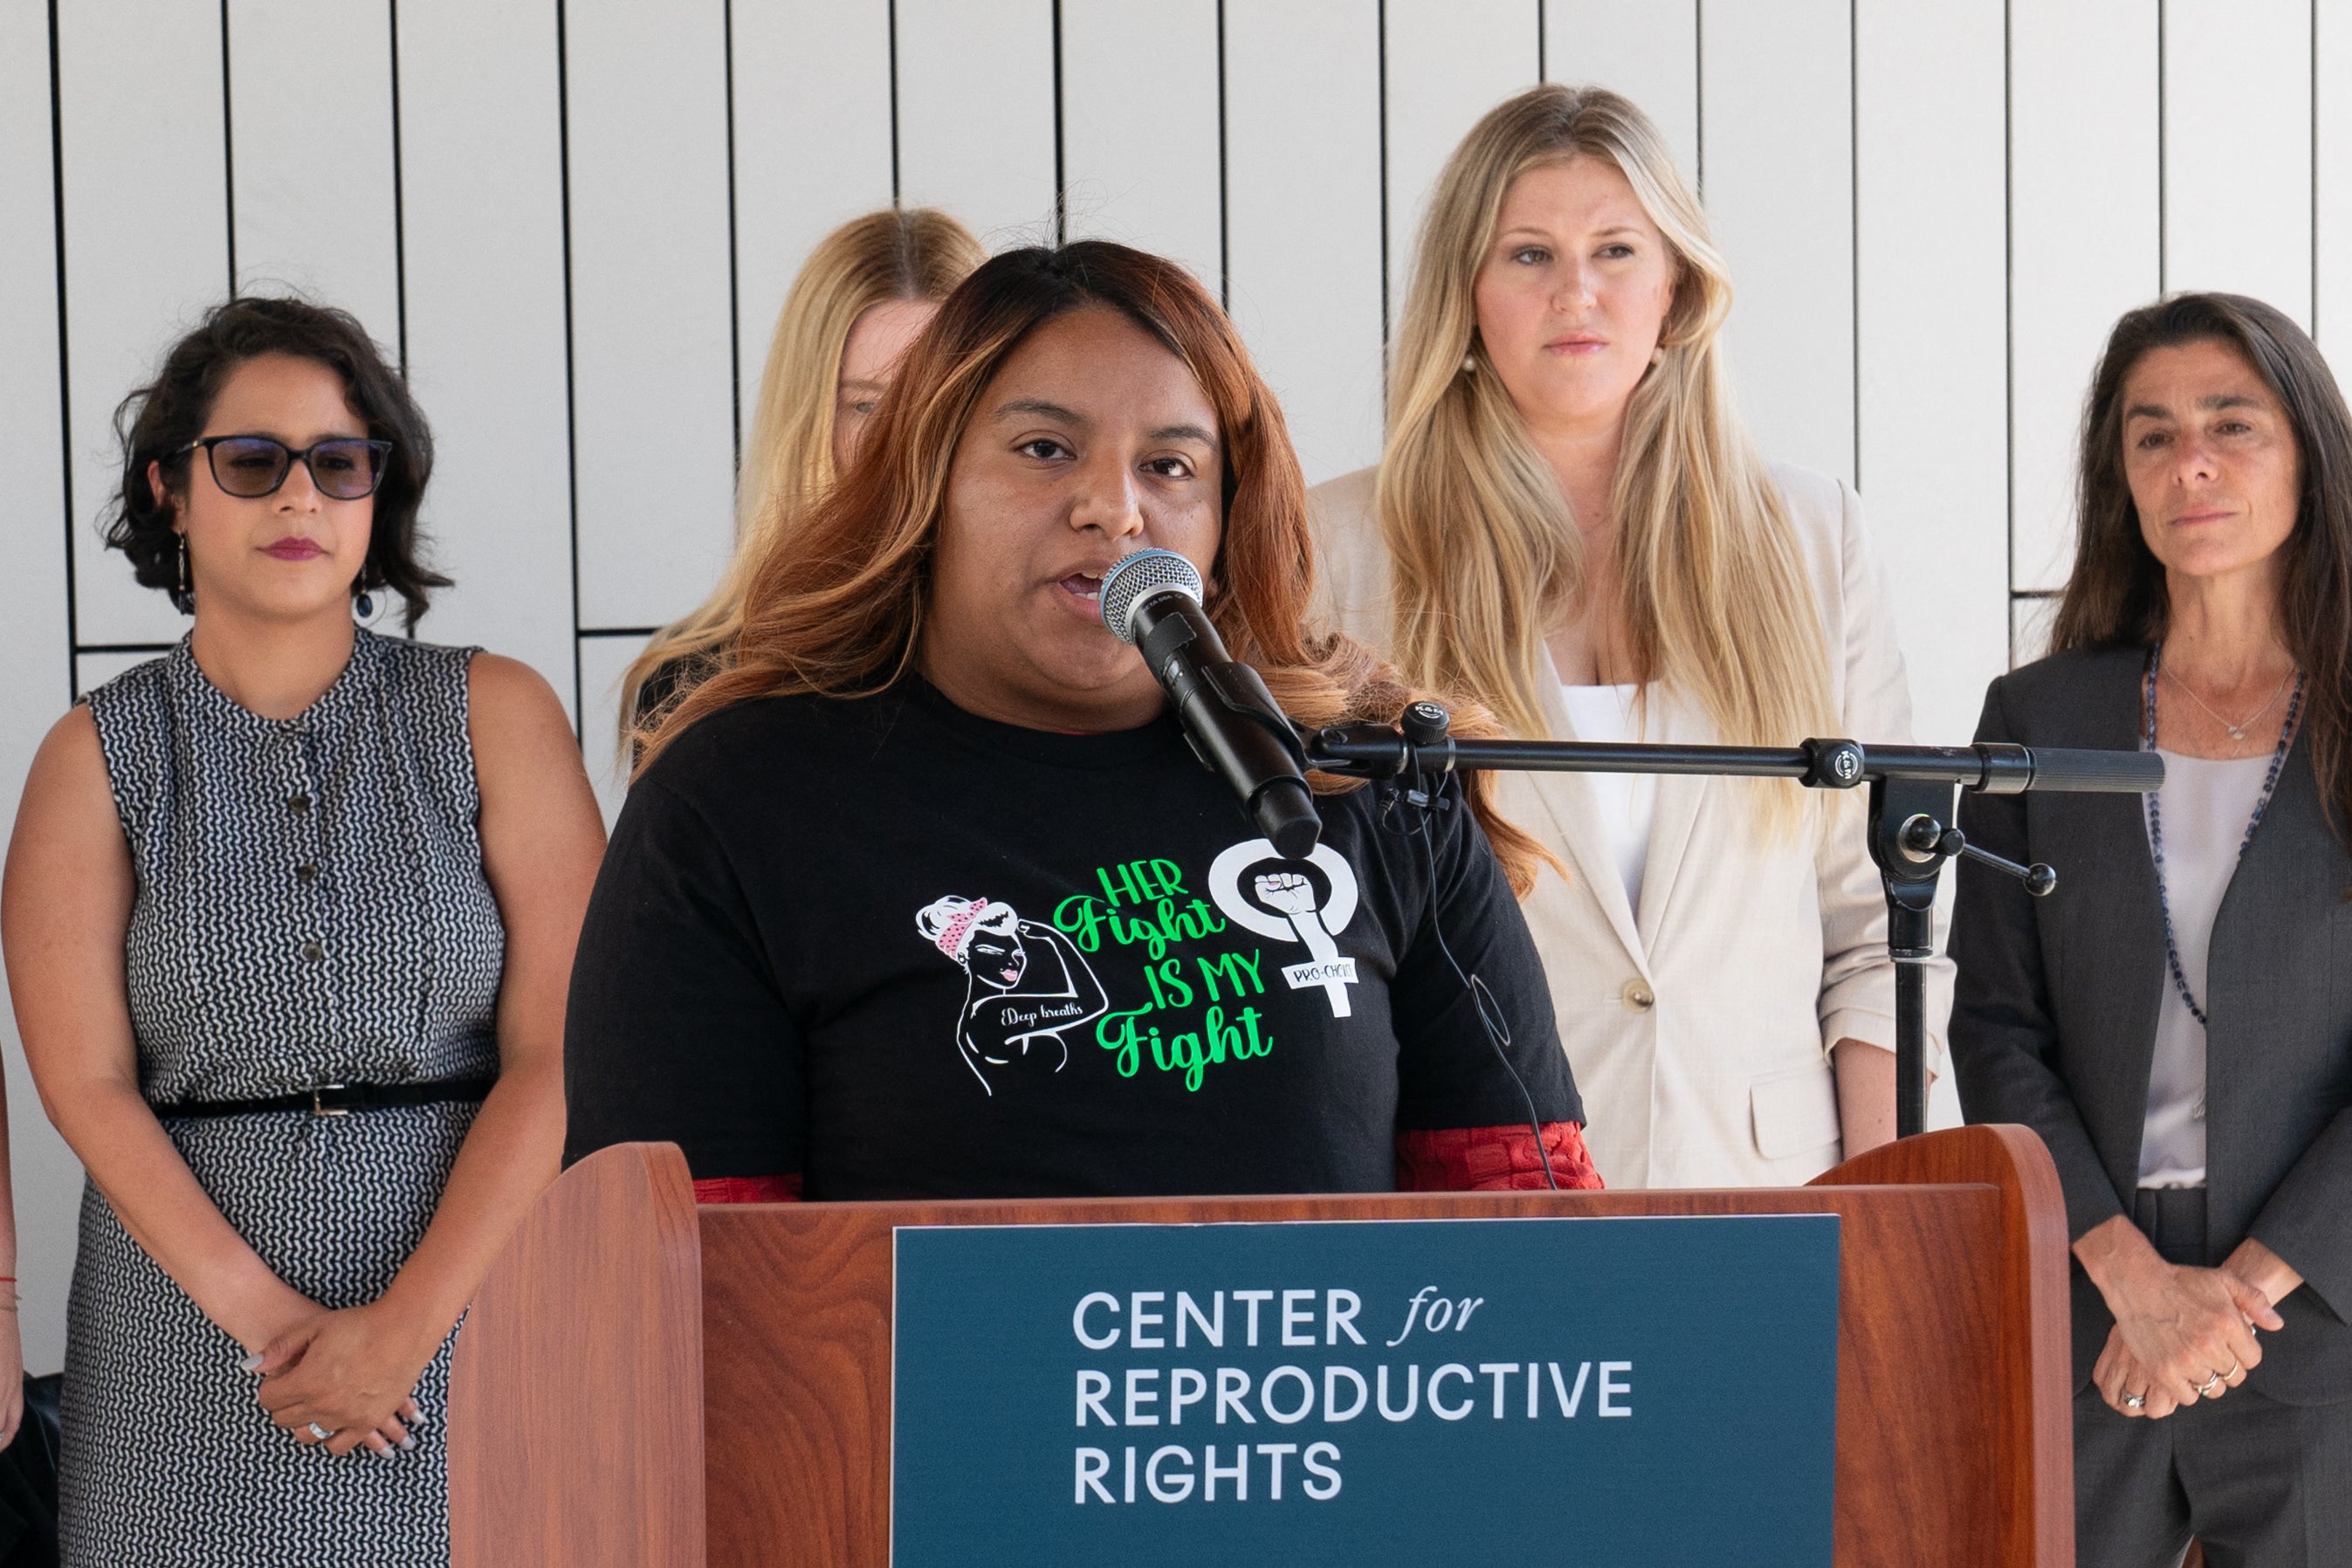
xmin=1951 ymin=293 xmax=2352 ymax=1565
xmin=1309 ymin=85 xmax=1945 ymax=1188
xmin=563 ymin=241 xmax=1601 ymax=1201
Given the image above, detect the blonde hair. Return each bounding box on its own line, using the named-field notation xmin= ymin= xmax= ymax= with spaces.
xmin=622 ymin=207 xmax=985 ymax=736
xmin=1379 ymin=85 xmax=1833 ymax=830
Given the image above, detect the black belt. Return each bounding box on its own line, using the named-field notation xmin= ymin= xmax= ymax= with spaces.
xmin=150 ymin=1076 xmax=498 ymax=1120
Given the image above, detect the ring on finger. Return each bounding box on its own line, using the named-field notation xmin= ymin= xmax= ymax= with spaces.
xmin=2123 ymin=1392 xmax=2147 ymax=1410
xmin=2197 ymin=1372 xmax=2225 ymax=1397
xmin=305 ymin=1421 xmax=333 ymax=1442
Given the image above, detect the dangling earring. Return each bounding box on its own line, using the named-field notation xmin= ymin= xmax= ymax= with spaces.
xmin=354 ymin=589 xmax=375 ymax=620
xmin=175 ymin=533 xmax=190 ymax=608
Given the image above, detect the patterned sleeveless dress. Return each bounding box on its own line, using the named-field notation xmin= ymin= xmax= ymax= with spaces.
xmin=65 ymin=630 xmax=505 ymax=1566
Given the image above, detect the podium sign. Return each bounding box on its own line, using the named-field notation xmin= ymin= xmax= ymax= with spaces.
xmin=891 ymin=1214 xmax=1840 ymax=1567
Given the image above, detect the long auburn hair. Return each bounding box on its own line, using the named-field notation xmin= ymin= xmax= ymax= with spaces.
xmin=640 ymin=240 xmax=1551 ymax=893
xmin=622 ymin=207 xmax=984 ymax=735
xmin=2053 ymin=291 xmax=2352 ymax=837
xmin=1379 ymin=84 xmax=1833 ymax=833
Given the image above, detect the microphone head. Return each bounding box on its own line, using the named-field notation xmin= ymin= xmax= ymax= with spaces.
xmin=1098 ymin=548 xmax=1203 ymax=647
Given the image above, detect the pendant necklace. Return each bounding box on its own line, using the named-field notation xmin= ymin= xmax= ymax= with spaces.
xmin=2162 ymin=661 xmax=2294 ymax=752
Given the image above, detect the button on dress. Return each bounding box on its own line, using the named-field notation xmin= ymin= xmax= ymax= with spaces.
xmin=65 ymin=630 xmax=503 ymax=1565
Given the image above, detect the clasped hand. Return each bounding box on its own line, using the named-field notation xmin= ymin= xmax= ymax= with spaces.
xmin=251 ymin=1301 xmax=434 ymax=1458
xmin=2094 ymin=1258 xmax=2283 ymax=1420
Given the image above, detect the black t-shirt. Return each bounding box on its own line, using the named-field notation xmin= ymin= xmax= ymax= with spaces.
xmin=563 ymin=679 xmax=1581 ymax=1199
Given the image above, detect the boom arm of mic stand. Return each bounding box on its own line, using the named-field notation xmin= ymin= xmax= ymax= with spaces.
xmin=1304 ymin=717 xmax=2163 ymax=1143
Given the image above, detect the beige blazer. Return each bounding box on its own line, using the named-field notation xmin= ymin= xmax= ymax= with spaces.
xmin=1309 ymin=462 xmax=1955 ymax=1189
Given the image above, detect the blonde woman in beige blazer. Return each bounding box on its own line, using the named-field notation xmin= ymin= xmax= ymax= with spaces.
xmin=1310 ymin=84 xmax=1952 ymax=1189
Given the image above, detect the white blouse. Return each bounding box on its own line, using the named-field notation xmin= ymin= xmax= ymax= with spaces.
xmin=2139 ymin=749 xmax=2271 ymax=1189
xmin=1558 ymin=684 xmax=1658 ymax=918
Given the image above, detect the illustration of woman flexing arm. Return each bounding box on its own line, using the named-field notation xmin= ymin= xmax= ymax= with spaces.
xmin=916 ymin=895 xmax=1110 ymax=1094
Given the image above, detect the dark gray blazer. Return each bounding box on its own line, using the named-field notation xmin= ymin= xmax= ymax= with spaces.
xmin=1950 ymin=646 xmax=2352 ymax=1404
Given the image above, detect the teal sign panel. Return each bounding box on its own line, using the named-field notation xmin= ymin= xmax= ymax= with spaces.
xmin=891 ymin=1214 xmax=1839 ymax=1566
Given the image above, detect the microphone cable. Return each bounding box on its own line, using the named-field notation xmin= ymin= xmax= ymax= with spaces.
xmin=1389 ymin=772 xmax=1559 ymax=1192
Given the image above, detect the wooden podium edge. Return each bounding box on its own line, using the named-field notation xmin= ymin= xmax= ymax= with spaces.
xmin=1812 ymin=1123 xmax=2075 ymax=1568
xmin=450 ymin=1141 xmax=709 ymax=1568
xmin=451 ymin=1125 xmax=2074 ymax=1568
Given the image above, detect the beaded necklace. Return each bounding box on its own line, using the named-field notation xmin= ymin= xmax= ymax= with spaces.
xmin=2142 ymin=642 xmax=2304 ymax=1028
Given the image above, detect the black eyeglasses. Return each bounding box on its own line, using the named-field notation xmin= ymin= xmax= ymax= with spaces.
xmin=179 ymin=435 xmax=395 ymax=500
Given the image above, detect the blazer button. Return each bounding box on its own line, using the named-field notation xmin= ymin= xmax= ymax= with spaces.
xmin=1621 ymin=979 xmax=1655 ymax=1013
xmin=288 ymin=793 xmax=312 ymax=815
xmin=295 ymin=863 xmax=318 ymax=884
xmin=300 ymin=940 xmax=326 ymax=964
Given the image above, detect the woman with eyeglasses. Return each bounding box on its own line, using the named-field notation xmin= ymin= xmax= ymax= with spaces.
xmin=0 ymin=296 xmax=604 ymax=1565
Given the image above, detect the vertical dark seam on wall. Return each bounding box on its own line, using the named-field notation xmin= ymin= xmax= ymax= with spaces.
xmin=2004 ymin=0 xmax=2017 ymax=623
xmin=2314 ymin=0 xmax=2321 ymax=338
xmin=1537 ymin=0 xmax=1546 ymax=81
xmin=1694 ymin=0 xmax=1706 ymax=196
xmin=1051 ymin=0 xmax=1066 ymax=244
xmin=389 ymin=0 xmax=409 ymax=374
xmin=2156 ymin=0 xmax=2167 ymax=294
xmin=1216 ymin=0 xmax=1229 ymax=309
xmin=49 ymin=0 xmax=78 ymax=696
xmin=888 ymin=0 xmax=901 ymax=204
xmin=1378 ymin=0 xmax=1390 ymax=405
xmin=219 ymin=0 xmax=237 ymax=290
xmin=1848 ymin=0 xmax=1860 ymax=492
xmin=556 ymin=0 xmax=584 ymax=731
xmin=724 ymin=0 xmax=741 ymax=476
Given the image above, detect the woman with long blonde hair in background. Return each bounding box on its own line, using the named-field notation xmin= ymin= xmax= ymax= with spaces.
xmin=1311 ymin=84 xmax=1950 ymax=1187
xmin=620 ymin=206 xmax=986 ymax=732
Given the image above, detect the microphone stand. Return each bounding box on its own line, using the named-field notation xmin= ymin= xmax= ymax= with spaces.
xmin=1303 ymin=701 xmax=2163 ymax=1141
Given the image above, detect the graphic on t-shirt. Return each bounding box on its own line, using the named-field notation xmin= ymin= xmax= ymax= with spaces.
xmin=1207 ymin=839 xmax=1363 ymax=1017
xmin=1052 ymin=857 xmax=1278 ymax=1093
xmin=916 ymin=896 xmax=1109 ymax=1095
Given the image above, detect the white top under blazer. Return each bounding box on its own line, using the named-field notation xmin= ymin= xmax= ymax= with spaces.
xmin=1309 ymin=461 xmax=1956 ymax=1188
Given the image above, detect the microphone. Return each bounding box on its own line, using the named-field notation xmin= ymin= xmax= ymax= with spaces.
xmin=1098 ymin=549 xmax=1322 ymax=859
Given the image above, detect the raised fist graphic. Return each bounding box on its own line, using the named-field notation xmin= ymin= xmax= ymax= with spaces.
xmin=1254 ymin=870 xmax=1320 ymax=917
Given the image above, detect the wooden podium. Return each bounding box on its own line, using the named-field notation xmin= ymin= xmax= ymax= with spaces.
xmin=448 ymin=1124 xmax=2073 ymax=1567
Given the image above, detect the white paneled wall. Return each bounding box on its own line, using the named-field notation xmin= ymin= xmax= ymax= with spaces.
xmin=0 ymin=0 xmax=86 ymax=1395
xmin=1853 ymin=1 xmax=2009 ymax=742
xmin=1061 ymin=0 xmax=1225 ymax=288
xmin=4 ymin=0 xmax=2347 ymax=1370
xmin=565 ymin=1 xmax=739 ymax=632
xmin=1545 ymin=2 xmax=1698 ymax=181
xmin=1224 ymin=0 xmax=1386 ymax=482
xmin=56 ymin=1 xmax=233 ymax=650
xmin=395 ymin=0 xmax=577 ymax=719
xmin=2165 ymin=0 xmax=2314 ymax=322
xmin=1702 ymin=0 xmax=1855 ymax=488
xmin=896 ymin=0 xmax=1060 ymax=242
xmin=729 ymin=0 xmax=897 ymax=446
xmin=1384 ymin=0 xmax=1539 ymax=340
xmin=2010 ymin=2 xmax=2163 ymax=596
xmin=227 ymin=0 xmax=405 ymax=351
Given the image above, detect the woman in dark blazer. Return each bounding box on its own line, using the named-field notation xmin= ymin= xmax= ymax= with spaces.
xmin=1952 ymin=292 xmax=2352 ymax=1568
